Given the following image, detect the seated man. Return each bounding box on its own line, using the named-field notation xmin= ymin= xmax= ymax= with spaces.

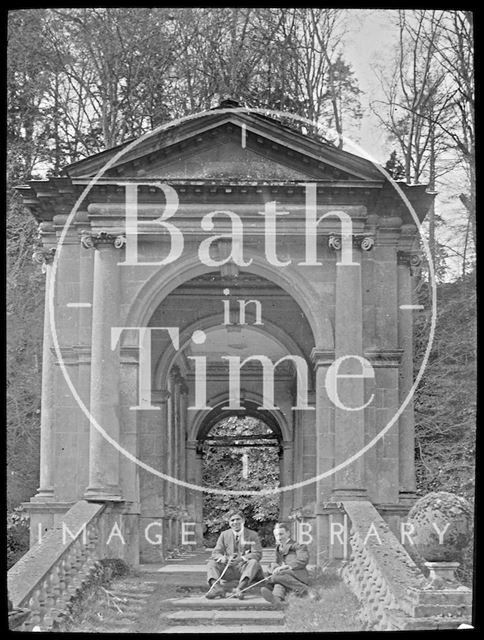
xmin=261 ymin=522 xmax=310 ymax=605
xmin=206 ymin=511 xmax=264 ymax=599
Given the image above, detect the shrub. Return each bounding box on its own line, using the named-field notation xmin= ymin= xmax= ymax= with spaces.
xmin=7 ymin=507 xmax=30 ymax=569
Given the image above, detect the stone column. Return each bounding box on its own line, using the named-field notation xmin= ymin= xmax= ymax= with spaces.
xmin=293 ymin=411 xmax=304 ymax=509
xmin=139 ymin=390 xmax=168 ymax=562
xmin=179 ymin=381 xmax=189 ymax=509
xmin=332 ymin=241 xmax=367 ymax=500
xmin=311 ymin=350 xmax=335 ymax=506
xmin=76 ymin=244 xmax=94 ymax=496
xmin=166 ymin=370 xmax=176 ymax=546
xmin=84 ymin=237 xmax=122 ymax=501
xmin=158 ymin=390 xmax=170 ymax=500
xmin=186 ymin=440 xmax=204 ymax=546
xmin=373 ymin=242 xmax=400 ymax=504
xmin=173 ymin=371 xmax=181 ymax=506
xmin=31 ymin=249 xmax=56 ymax=501
xmin=156 ymin=391 xmax=170 ymax=557
xmin=173 ymin=372 xmax=182 ymax=545
xmin=398 ymin=253 xmax=418 ymax=503
xmin=185 ymin=440 xmax=197 ymax=519
xmin=166 ymin=372 xmax=174 ymax=497
xmin=281 ymin=441 xmax=294 ymax=518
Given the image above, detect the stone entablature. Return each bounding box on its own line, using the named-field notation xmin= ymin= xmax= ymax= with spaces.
xmin=20 ymin=178 xmax=431 ymax=229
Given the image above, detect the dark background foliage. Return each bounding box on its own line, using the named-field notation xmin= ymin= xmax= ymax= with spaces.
xmin=202 ymin=417 xmax=280 ymax=546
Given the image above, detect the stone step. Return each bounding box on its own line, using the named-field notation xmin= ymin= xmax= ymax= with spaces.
xmin=115 ymin=603 xmax=146 ymax=613
xmin=160 ymin=625 xmax=287 ymax=633
xmin=157 ymin=562 xmax=274 ymax=574
xmin=109 ymin=590 xmax=154 ymax=600
xmin=165 ymin=596 xmax=275 ymax=610
xmin=157 ymin=564 xmax=207 ymax=573
xmin=387 ymin=609 xmax=474 ymax=631
xmin=97 ymin=621 xmax=134 ymax=629
xmin=166 ymin=609 xmax=285 ymax=625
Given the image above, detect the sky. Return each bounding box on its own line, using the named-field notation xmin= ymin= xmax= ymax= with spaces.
xmin=343 ymin=9 xmax=400 ymax=162
xmin=340 ymin=9 xmax=472 ymax=278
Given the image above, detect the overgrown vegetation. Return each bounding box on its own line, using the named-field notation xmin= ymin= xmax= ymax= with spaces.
xmin=56 ymin=559 xmax=130 ymax=632
xmin=7 ymin=507 xmax=30 ymax=570
xmin=285 ymin=569 xmax=362 ymax=632
xmin=413 ymin=270 xmax=476 ymax=585
xmin=414 ymin=272 xmax=476 ymax=503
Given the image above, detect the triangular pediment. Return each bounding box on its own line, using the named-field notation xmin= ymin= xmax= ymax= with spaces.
xmin=63 ymin=110 xmax=384 ymax=183
xmin=111 ymin=134 xmax=323 ymax=181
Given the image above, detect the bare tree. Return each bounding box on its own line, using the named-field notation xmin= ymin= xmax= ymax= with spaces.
xmin=426 ymin=11 xmax=475 ymax=262
xmin=370 ymin=10 xmax=471 ymax=271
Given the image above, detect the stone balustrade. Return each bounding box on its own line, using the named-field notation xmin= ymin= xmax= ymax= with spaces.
xmin=340 ymin=501 xmax=472 ymax=630
xmin=8 ymin=500 xmax=106 ymax=631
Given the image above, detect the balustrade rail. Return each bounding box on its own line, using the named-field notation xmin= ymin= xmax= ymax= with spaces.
xmin=340 ymin=501 xmax=472 ymax=630
xmin=8 ymin=500 xmax=106 ymax=631
xmin=341 ymin=501 xmax=429 ymax=630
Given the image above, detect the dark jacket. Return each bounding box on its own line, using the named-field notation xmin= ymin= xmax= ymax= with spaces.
xmin=211 ymin=528 xmax=263 ymax=563
xmin=272 ymin=538 xmax=310 ymax=584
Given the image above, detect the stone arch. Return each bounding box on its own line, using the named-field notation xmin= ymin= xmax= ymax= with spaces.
xmin=189 ymin=390 xmax=291 ymax=443
xmin=153 ymin=311 xmax=313 ymax=392
xmin=122 ymin=250 xmax=334 ymax=348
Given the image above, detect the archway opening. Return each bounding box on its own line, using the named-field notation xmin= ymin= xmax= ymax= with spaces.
xmin=201 ymin=414 xmax=281 ymax=547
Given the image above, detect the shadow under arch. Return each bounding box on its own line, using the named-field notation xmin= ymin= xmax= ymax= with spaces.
xmin=153 ymin=310 xmax=314 ymax=392
xmin=122 ymin=250 xmax=334 ymax=349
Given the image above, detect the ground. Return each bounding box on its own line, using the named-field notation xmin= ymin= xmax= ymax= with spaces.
xmin=58 ymin=550 xmax=363 ymax=633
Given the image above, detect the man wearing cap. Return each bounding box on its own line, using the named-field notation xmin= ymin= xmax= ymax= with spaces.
xmin=205 ymin=511 xmax=264 ymax=599
xmin=261 ymin=521 xmax=311 ymax=606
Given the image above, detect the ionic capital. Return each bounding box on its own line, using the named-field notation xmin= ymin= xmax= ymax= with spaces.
xmin=397 ymin=251 xmax=423 ymax=275
xmin=80 ymin=231 xmax=126 ymax=250
xmin=32 ymin=247 xmax=56 ymax=266
xmin=328 ymin=234 xmax=375 ymax=251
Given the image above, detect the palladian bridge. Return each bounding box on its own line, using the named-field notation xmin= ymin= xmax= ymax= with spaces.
xmin=8 ymin=102 xmax=471 ymax=630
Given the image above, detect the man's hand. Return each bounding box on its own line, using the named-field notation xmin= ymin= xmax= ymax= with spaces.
xmin=272 ymin=564 xmax=291 ymax=574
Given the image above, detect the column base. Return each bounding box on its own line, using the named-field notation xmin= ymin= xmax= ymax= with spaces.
xmin=331 ymin=488 xmax=368 ymax=501
xmin=22 ymin=500 xmax=75 ymax=547
xmin=84 ymin=486 xmax=123 ymax=502
xmin=30 ymin=488 xmax=55 ymax=502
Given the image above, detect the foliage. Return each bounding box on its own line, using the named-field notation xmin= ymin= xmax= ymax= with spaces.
xmin=413 ymin=271 xmax=476 ymax=502
xmin=6 ymin=193 xmax=44 ymax=510
xmin=384 ymin=150 xmax=406 ymax=180
xmin=285 ymin=576 xmax=362 ymax=632
xmin=57 ymin=561 xmax=131 ymax=632
xmin=371 ymin=10 xmax=475 ymax=274
xmin=7 ymin=8 xmax=361 ymax=165
xmin=202 ymin=416 xmax=280 ymax=545
xmin=412 ymin=270 xmax=476 ymax=582
xmin=7 ymin=507 xmax=30 ymax=569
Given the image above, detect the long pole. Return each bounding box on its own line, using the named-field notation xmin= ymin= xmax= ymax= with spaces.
xmin=206 ymin=561 xmax=231 ymax=596
xmin=225 ymin=575 xmax=271 ymax=599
